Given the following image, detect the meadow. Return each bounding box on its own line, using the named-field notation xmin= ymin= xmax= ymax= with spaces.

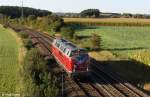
xmin=76 ymin=26 xmax=150 ymax=91
xmin=0 ymin=25 xmax=20 ymax=93
xmin=76 ymin=26 xmax=150 ymax=62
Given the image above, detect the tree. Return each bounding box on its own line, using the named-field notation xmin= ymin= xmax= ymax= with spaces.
xmin=133 ymin=14 xmax=145 ymax=18
xmin=122 ymin=13 xmax=133 ymax=18
xmin=48 ymin=15 xmax=64 ymax=32
xmin=24 ymin=39 xmax=33 ymax=50
xmin=44 ymin=85 xmax=58 ymax=97
xmin=21 ymin=48 xmax=59 ymax=97
xmin=28 ymin=15 xmax=36 ymax=21
xmin=61 ymin=27 xmax=75 ymax=39
xmin=28 ymin=83 xmax=44 ymax=97
xmin=43 ymin=72 xmax=58 ymax=97
xmin=0 ymin=6 xmax=51 ymax=18
xmin=22 ymin=48 xmax=47 ymax=78
xmin=35 ymin=15 xmax=64 ymax=32
xmin=80 ymin=9 xmax=100 ymax=18
xmin=91 ymin=33 xmax=101 ymax=50
xmin=19 ymin=32 xmax=29 ymax=39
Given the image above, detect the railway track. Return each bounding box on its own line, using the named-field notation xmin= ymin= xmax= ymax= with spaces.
xmin=92 ymin=60 xmax=149 ymax=97
xmin=74 ymin=78 xmax=104 ymax=97
xmin=103 ymin=65 xmax=150 ymax=97
xmin=64 ymin=77 xmax=87 ymax=97
xmin=10 ymin=26 xmax=149 ymax=97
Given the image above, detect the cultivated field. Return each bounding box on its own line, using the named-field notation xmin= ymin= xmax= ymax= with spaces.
xmin=64 ymin=18 xmax=150 ymax=26
xmin=64 ymin=18 xmax=150 ymax=23
xmin=76 ymin=26 xmax=150 ymax=91
xmin=0 ymin=25 xmax=20 ymax=93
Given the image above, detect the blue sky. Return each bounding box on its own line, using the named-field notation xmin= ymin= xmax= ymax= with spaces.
xmin=0 ymin=0 xmax=150 ymax=14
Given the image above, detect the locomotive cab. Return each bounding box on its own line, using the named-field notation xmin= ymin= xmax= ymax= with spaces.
xmin=71 ymin=49 xmax=90 ymax=76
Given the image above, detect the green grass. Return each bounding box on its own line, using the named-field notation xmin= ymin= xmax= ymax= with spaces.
xmin=0 ymin=25 xmax=19 ymax=93
xmin=76 ymin=26 xmax=150 ymax=55
xmin=76 ymin=26 xmax=150 ymax=66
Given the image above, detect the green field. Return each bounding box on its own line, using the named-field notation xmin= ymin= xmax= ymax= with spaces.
xmin=76 ymin=26 xmax=150 ymax=66
xmin=76 ymin=26 xmax=150 ymax=60
xmin=0 ymin=25 xmax=20 ymax=93
xmin=76 ymin=26 xmax=150 ymax=91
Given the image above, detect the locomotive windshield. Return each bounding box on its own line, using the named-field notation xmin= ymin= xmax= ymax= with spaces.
xmin=70 ymin=49 xmax=87 ymax=57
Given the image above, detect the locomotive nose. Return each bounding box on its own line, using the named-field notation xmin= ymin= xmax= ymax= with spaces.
xmin=74 ymin=55 xmax=89 ymax=65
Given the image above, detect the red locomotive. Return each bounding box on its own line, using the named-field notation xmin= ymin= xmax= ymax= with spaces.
xmin=51 ymin=38 xmax=90 ymax=77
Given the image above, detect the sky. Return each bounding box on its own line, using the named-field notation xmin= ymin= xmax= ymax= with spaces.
xmin=0 ymin=0 xmax=150 ymax=14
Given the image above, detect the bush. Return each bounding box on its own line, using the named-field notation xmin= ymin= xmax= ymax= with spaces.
xmin=21 ymin=48 xmax=58 ymax=97
xmin=80 ymin=9 xmax=100 ymax=18
xmin=24 ymin=38 xmax=33 ymax=50
xmin=19 ymin=32 xmax=29 ymax=39
xmin=91 ymin=33 xmax=101 ymax=50
xmin=23 ymin=48 xmax=44 ymax=76
xmin=61 ymin=27 xmax=75 ymax=39
xmin=27 ymin=15 xmax=36 ymax=21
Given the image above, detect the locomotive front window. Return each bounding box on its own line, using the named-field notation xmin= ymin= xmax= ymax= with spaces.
xmin=63 ymin=48 xmax=66 ymax=53
xmin=60 ymin=45 xmax=64 ymax=51
xmin=67 ymin=51 xmax=70 ymax=56
xmin=55 ymin=42 xmax=60 ymax=48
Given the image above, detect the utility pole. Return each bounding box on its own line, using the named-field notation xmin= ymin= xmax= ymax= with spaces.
xmin=62 ymin=71 xmax=64 ymax=97
xmin=21 ymin=0 xmax=24 ymax=21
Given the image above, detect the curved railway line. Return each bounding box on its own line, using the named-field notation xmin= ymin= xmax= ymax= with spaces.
xmin=10 ymin=26 xmax=149 ymax=97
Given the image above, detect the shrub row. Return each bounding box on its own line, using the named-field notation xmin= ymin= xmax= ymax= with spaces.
xmin=21 ymin=48 xmax=58 ymax=97
xmin=17 ymin=31 xmax=59 ymax=97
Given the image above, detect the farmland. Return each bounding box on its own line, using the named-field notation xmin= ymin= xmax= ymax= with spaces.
xmin=0 ymin=25 xmax=21 ymax=93
xmin=64 ymin=18 xmax=150 ymax=26
xmin=76 ymin=26 xmax=150 ymax=91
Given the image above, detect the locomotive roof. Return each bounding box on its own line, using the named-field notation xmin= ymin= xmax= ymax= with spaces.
xmin=55 ymin=38 xmax=78 ymax=51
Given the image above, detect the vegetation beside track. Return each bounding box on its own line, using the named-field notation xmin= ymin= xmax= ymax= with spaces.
xmin=0 ymin=13 xmax=71 ymax=96
xmin=21 ymin=48 xmax=58 ymax=97
xmin=12 ymin=29 xmax=59 ymax=97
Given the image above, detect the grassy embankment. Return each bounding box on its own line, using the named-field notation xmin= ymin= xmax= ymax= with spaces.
xmin=0 ymin=25 xmax=24 ymax=93
xmin=75 ymin=26 xmax=150 ymax=92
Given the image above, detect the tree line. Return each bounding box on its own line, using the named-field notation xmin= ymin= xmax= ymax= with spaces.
xmin=0 ymin=6 xmax=51 ymax=18
xmin=55 ymin=9 xmax=150 ymax=19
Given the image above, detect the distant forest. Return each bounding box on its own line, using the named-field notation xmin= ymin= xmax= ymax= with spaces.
xmin=0 ymin=6 xmax=51 ymax=18
xmin=55 ymin=9 xmax=150 ymax=19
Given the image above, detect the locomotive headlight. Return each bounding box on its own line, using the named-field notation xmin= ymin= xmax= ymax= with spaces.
xmin=87 ymin=67 xmax=89 ymax=71
xmin=73 ymin=64 xmax=77 ymax=72
xmin=87 ymin=57 xmax=90 ymax=64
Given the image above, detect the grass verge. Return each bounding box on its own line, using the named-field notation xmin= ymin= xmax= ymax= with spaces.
xmin=0 ymin=25 xmax=24 ymax=93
